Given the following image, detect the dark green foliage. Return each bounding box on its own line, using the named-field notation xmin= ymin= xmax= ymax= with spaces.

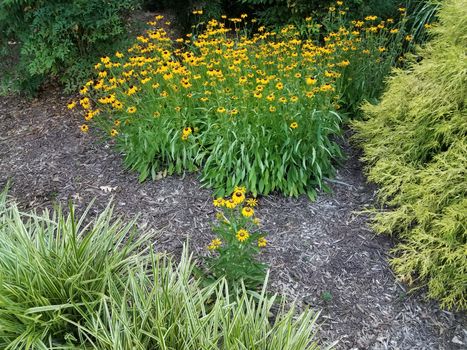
xmin=352 ymin=0 xmax=467 ymax=310
xmin=238 ymin=0 xmax=400 ymax=26
xmin=0 ymin=0 xmax=141 ymax=94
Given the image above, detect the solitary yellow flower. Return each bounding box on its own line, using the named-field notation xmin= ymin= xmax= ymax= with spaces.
xmin=242 ymin=207 xmax=254 ymax=218
xmin=246 ymin=198 xmax=258 ymax=207
xmin=232 ymin=190 xmax=245 ymax=204
xmin=67 ymin=101 xmax=76 ymax=109
xmin=306 ymin=77 xmax=317 ymax=85
xmin=80 ymin=124 xmax=89 ymax=133
xmin=127 ymin=106 xmax=137 ymax=114
xmin=225 ymin=198 xmax=237 ymax=209
xmin=213 ymin=197 xmax=225 ymax=207
xmin=258 ymin=237 xmax=267 ymax=248
xmin=290 ymin=122 xmax=298 ymax=129
xmin=110 ymin=129 xmax=118 ymax=137
xmin=236 ymin=229 xmax=250 ymax=242
xmin=208 ymin=238 xmax=222 ymax=250
xmin=183 ymin=127 xmax=192 ymax=136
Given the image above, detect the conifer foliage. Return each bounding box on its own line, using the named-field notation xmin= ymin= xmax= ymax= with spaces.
xmin=353 ymin=0 xmax=466 ymax=310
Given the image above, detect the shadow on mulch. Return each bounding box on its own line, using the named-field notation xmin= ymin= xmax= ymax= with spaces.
xmin=0 ymin=88 xmax=466 ymax=350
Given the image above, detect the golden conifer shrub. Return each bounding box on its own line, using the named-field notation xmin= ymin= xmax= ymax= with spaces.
xmin=353 ymin=0 xmax=467 ymax=310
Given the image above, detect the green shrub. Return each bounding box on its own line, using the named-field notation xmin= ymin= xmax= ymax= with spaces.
xmin=352 ymin=0 xmax=467 ymax=310
xmin=0 ymin=0 xmax=141 ymax=94
xmin=238 ymin=0 xmax=400 ymax=27
xmin=0 ymin=192 xmax=324 ymax=349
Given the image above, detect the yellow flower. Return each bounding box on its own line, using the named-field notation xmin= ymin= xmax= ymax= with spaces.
xmin=80 ymin=124 xmax=89 ymax=133
xmin=236 ymin=229 xmax=250 ymax=242
xmin=320 ymin=84 xmax=334 ymax=92
xmin=153 ymin=111 xmax=160 ymax=117
xmin=217 ymin=107 xmax=226 ymax=113
xmin=294 ymin=72 xmax=302 ymax=78
xmin=306 ymin=77 xmax=317 ymax=85
xmin=253 ymin=91 xmax=262 ymax=99
xmin=126 ymin=85 xmax=138 ymax=95
xmin=208 ymin=238 xmax=222 ymax=250
xmin=269 ymin=106 xmax=276 ymax=112
xmin=127 ymin=106 xmax=137 ymax=114
xmin=405 ymin=35 xmax=413 ymax=41
xmin=258 ymin=237 xmax=267 ymax=248
xmin=80 ymin=97 xmax=91 ymax=110
xmin=114 ymin=120 xmax=121 ymax=127
xmin=276 ymin=82 xmax=284 ymax=90
xmin=110 ymin=129 xmax=118 ymax=137
xmin=79 ymin=86 xmax=88 ymax=95
xmin=232 ymin=190 xmax=245 ymax=204
xmin=390 ymin=28 xmax=399 ymax=34
xmin=213 ymin=197 xmax=225 ymax=207
xmin=290 ymin=96 xmax=299 ymax=103
xmin=246 ymin=198 xmax=258 ymax=207
xmin=290 ymin=122 xmax=298 ymax=129
xmin=183 ymin=127 xmax=192 ymax=136
xmin=225 ymin=198 xmax=237 ymax=209
xmin=242 ymin=206 xmax=254 ymax=218
xmin=67 ymin=101 xmax=76 ymax=109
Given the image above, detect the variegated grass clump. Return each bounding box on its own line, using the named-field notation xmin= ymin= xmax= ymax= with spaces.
xmin=0 ymin=191 xmax=324 ymax=349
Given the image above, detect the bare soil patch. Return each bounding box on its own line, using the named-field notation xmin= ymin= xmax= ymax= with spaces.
xmin=0 ymin=89 xmax=465 ymax=349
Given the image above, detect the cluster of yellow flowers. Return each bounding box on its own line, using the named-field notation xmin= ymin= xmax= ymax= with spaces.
xmin=68 ymin=1 xmax=404 ymax=197
xmin=70 ymin=5 xmax=393 ymax=134
xmin=208 ymin=186 xmax=265 ymax=250
xmin=73 ymin=5 xmax=401 ymax=132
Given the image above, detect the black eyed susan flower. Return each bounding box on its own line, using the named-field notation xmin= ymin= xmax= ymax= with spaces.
xmin=232 ymin=190 xmax=245 ymax=204
xmin=242 ymin=207 xmax=254 ymax=218
xmin=213 ymin=197 xmax=225 ymax=207
xmin=236 ymin=229 xmax=250 ymax=242
xmin=80 ymin=124 xmax=89 ymax=133
xmin=246 ymin=198 xmax=258 ymax=207
xmin=110 ymin=129 xmax=118 ymax=137
xmin=207 ymin=238 xmax=222 ymax=250
xmin=225 ymin=199 xmax=237 ymax=209
xmin=258 ymin=237 xmax=267 ymax=248
xmin=290 ymin=122 xmax=298 ymax=129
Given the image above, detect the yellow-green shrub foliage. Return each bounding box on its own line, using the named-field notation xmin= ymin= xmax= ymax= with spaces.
xmin=352 ymin=0 xmax=467 ymax=310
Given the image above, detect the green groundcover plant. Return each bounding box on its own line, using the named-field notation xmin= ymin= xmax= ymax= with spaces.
xmin=352 ymin=0 xmax=466 ymax=310
xmin=0 ymin=190 xmax=327 ymax=349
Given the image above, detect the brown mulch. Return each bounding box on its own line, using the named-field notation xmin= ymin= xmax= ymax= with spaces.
xmin=0 ymin=89 xmax=466 ymax=350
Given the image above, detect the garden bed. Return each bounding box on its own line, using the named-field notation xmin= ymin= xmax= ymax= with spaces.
xmin=1 ymin=88 xmax=465 ymax=349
